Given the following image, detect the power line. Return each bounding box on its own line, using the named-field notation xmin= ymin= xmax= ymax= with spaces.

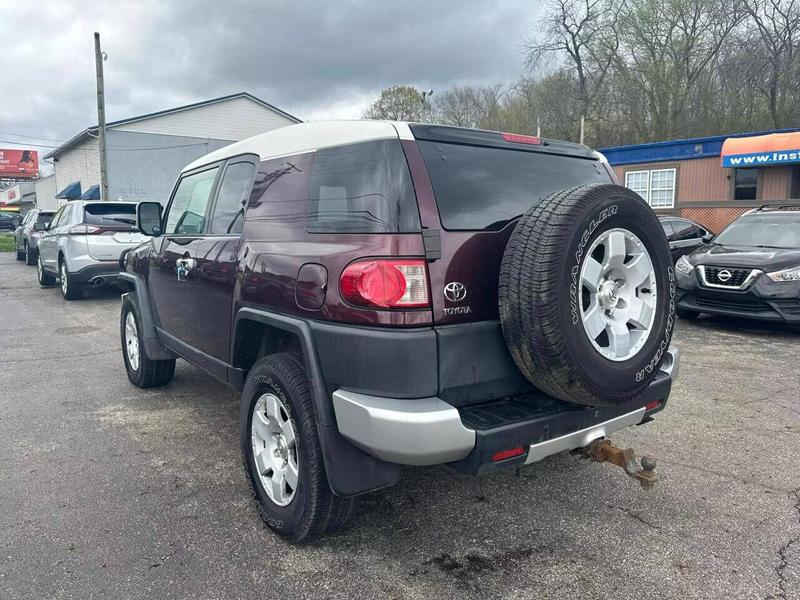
xmin=0 ymin=138 xmax=212 ymax=152
xmin=0 ymin=131 xmax=67 ymax=143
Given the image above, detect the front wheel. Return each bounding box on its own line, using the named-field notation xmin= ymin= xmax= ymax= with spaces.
xmin=120 ymin=297 xmax=175 ymax=388
xmin=241 ymin=354 xmax=352 ymax=542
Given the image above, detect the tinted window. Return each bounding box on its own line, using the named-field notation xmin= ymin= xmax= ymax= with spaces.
xmin=734 ymin=168 xmax=758 ymax=200
xmin=210 ymin=161 xmax=255 ymax=234
xmin=48 ymin=207 xmax=65 ymax=228
xmin=165 ymin=167 xmax=219 ymax=235
xmin=672 ymin=220 xmax=699 ymax=240
xmin=306 ymin=140 xmax=420 ymax=234
xmin=660 ymin=220 xmax=675 ymax=238
xmin=84 ymin=203 xmax=136 ymax=227
xmin=714 ymin=213 xmax=800 ymax=248
xmin=36 ymin=212 xmax=54 ymax=226
xmin=418 ymin=141 xmax=611 ymax=230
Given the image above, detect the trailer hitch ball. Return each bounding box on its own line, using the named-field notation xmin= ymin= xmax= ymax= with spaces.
xmin=573 ymin=438 xmax=659 ymax=490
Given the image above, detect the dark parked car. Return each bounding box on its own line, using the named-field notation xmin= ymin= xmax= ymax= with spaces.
xmin=659 ymin=216 xmax=713 ymax=261
xmin=14 ymin=208 xmax=55 ymax=265
xmin=0 ymin=211 xmax=20 ymax=231
xmin=119 ymin=121 xmax=679 ymax=541
xmin=675 ymin=206 xmax=800 ymax=323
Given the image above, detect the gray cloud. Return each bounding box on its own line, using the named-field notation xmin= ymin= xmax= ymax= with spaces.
xmin=1 ymin=0 xmax=539 ymax=163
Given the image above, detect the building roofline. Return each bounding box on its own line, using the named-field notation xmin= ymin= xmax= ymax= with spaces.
xmin=598 ymin=127 xmax=800 ymax=154
xmin=44 ymin=92 xmax=301 ymax=160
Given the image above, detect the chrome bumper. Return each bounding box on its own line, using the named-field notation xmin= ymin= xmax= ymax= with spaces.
xmin=332 ymin=347 xmax=679 ymax=467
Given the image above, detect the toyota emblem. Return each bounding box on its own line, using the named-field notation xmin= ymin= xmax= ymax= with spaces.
xmin=444 ymin=281 xmax=467 ymax=302
xmin=717 ymin=269 xmax=732 ymax=282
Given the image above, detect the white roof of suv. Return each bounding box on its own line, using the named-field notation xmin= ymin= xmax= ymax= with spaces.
xmin=183 ymin=120 xmax=414 ymax=173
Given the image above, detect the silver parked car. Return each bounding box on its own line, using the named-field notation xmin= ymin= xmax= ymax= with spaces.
xmin=14 ymin=208 xmax=56 ymax=266
xmin=37 ymin=201 xmax=149 ymax=300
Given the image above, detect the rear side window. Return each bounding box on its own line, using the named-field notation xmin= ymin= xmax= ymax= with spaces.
xmin=306 ymin=139 xmax=420 ymax=234
xmin=84 ymin=203 xmax=137 ymax=227
xmin=417 ymin=141 xmax=611 ymax=231
xmin=36 ymin=212 xmax=54 ymax=226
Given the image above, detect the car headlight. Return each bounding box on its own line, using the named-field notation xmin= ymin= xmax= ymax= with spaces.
xmin=675 ymin=255 xmax=694 ymax=275
xmin=767 ymin=265 xmax=800 ymax=282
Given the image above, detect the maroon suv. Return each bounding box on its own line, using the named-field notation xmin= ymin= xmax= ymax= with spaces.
xmin=120 ymin=121 xmax=679 ymax=542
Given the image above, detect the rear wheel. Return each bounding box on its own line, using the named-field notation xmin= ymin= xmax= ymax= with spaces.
xmin=15 ymin=245 xmax=24 ymax=261
xmin=37 ymin=255 xmax=56 ymax=286
xmin=24 ymin=242 xmax=36 ymax=266
xmin=120 ymin=298 xmax=175 ymax=387
xmin=60 ymin=260 xmax=83 ymax=300
xmin=499 ymin=184 xmax=675 ymax=407
xmin=241 ymin=353 xmax=350 ymax=542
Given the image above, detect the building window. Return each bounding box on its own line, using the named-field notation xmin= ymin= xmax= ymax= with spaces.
xmin=624 ymin=168 xmax=676 ymax=208
xmin=733 ymin=168 xmax=758 ymax=200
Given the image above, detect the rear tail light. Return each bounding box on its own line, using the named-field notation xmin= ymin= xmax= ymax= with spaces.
xmin=492 ymin=447 xmax=526 ymax=462
xmin=645 ymin=400 xmax=662 ymax=412
xmin=340 ymin=259 xmax=430 ymax=309
xmin=501 ymin=132 xmax=542 ymax=145
xmin=69 ymin=224 xmax=103 ymax=235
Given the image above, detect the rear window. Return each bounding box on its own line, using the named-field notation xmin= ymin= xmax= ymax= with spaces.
xmin=84 ymin=203 xmax=137 ymax=227
xmin=417 ymin=141 xmax=611 ymax=231
xmin=36 ymin=212 xmax=54 ymax=226
xmin=306 ymin=139 xmax=421 ymax=234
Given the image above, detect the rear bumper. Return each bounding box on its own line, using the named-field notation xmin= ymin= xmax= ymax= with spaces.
xmin=70 ymin=262 xmax=122 ymax=285
xmin=332 ymin=347 xmax=679 ymax=471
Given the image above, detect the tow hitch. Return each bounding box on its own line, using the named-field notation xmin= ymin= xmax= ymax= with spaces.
xmin=572 ymin=438 xmax=658 ymax=490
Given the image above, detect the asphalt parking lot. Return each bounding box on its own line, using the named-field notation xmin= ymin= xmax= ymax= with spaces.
xmin=1 ymin=251 xmax=799 ymax=600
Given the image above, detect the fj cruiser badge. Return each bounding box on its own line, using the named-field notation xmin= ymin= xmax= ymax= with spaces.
xmin=444 ymin=281 xmax=467 ymax=302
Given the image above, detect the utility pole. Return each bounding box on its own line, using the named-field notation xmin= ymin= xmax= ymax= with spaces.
xmin=94 ymin=32 xmax=109 ymax=201
xmin=579 ymin=115 xmax=585 ymax=146
xmin=536 ymin=115 xmax=541 ymax=138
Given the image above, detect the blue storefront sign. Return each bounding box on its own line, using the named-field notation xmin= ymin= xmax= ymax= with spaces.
xmin=723 ymin=149 xmax=800 ymax=167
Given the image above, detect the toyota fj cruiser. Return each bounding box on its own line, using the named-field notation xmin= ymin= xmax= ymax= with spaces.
xmin=120 ymin=121 xmax=679 ymax=542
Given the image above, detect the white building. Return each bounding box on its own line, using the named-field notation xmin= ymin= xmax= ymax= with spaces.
xmin=45 ymin=92 xmax=300 ymax=204
xmin=34 ymin=174 xmax=58 ymax=210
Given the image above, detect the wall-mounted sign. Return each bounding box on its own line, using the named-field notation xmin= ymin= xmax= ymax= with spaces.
xmin=722 ymin=150 xmax=800 ymax=167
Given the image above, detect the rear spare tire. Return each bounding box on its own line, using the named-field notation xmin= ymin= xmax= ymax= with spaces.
xmin=499 ymin=184 xmax=675 ymax=406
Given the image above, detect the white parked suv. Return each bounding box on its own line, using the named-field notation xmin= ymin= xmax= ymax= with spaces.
xmin=37 ymin=200 xmax=149 ymax=300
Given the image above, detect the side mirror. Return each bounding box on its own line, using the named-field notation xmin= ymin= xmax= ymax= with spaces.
xmin=137 ymin=202 xmax=163 ymax=236
xmin=702 ymin=233 xmax=714 ymax=244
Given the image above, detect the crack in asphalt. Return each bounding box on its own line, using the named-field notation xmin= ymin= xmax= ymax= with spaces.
xmin=608 ymin=503 xmax=662 ymax=531
xmin=766 ymin=487 xmax=800 ymax=600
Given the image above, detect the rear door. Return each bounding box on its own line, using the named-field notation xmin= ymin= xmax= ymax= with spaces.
xmin=661 ymin=220 xmax=678 ymax=260
xmin=407 ymin=126 xmax=613 ymax=325
xmin=192 ymin=157 xmax=257 ymax=362
xmin=81 ymin=203 xmax=148 ymax=261
xmin=670 ymin=219 xmax=703 ymax=259
xmin=148 ymin=164 xmax=221 ymax=350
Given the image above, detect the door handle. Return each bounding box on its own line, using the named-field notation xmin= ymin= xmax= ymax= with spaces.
xmin=176 ymin=257 xmax=196 ymax=281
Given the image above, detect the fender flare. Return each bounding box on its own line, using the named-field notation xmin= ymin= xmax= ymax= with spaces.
xmin=119 ymin=272 xmax=177 ymax=361
xmin=233 ymin=307 xmax=401 ymax=497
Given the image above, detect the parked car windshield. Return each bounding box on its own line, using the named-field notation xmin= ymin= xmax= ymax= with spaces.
xmin=417 ymin=141 xmax=612 ymax=230
xmin=713 ymin=212 xmax=800 ymax=249
xmin=83 ymin=203 xmax=137 ymax=227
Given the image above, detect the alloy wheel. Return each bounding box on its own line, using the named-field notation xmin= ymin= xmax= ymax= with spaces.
xmin=124 ymin=312 xmax=140 ymax=371
xmin=250 ymin=393 xmax=299 ymax=506
xmin=60 ymin=263 xmax=68 ymax=296
xmin=579 ymin=228 xmax=657 ymax=361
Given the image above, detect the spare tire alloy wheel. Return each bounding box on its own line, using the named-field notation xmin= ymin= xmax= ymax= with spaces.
xmin=499 ymin=184 xmax=675 ymax=407
xmin=579 ymin=228 xmax=657 ymax=361
xmin=251 ymin=393 xmax=299 ymax=507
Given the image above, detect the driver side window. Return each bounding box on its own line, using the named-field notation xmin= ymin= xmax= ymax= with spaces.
xmin=164 ymin=167 xmax=219 ymax=235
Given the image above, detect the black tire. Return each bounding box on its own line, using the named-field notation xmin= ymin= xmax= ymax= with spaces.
xmin=37 ymin=254 xmax=56 ymax=286
xmin=120 ymin=296 xmax=176 ymax=388
xmin=24 ymin=242 xmax=36 ymax=266
xmin=676 ymin=307 xmax=699 ymax=320
xmin=15 ymin=245 xmax=24 ymax=261
xmin=499 ymin=184 xmax=676 ymax=407
xmin=59 ymin=259 xmax=83 ymax=301
xmin=241 ymin=353 xmax=347 ymax=542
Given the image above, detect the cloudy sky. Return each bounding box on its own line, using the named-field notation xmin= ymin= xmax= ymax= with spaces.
xmin=1 ymin=1 xmax=540 ymax=173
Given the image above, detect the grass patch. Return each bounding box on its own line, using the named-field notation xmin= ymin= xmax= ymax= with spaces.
xmin=0 ymin=233 xmax=16 ymax=253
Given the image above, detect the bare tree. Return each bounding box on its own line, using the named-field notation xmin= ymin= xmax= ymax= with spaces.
xmin=526 ymin=0 xmax=625 ymax=139
xmin=742 ymin=0 xmax=800 ymax=127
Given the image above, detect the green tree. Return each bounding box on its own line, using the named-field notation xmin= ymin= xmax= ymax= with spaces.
xmin=363 ymin=85 xmax=432 ymax=121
